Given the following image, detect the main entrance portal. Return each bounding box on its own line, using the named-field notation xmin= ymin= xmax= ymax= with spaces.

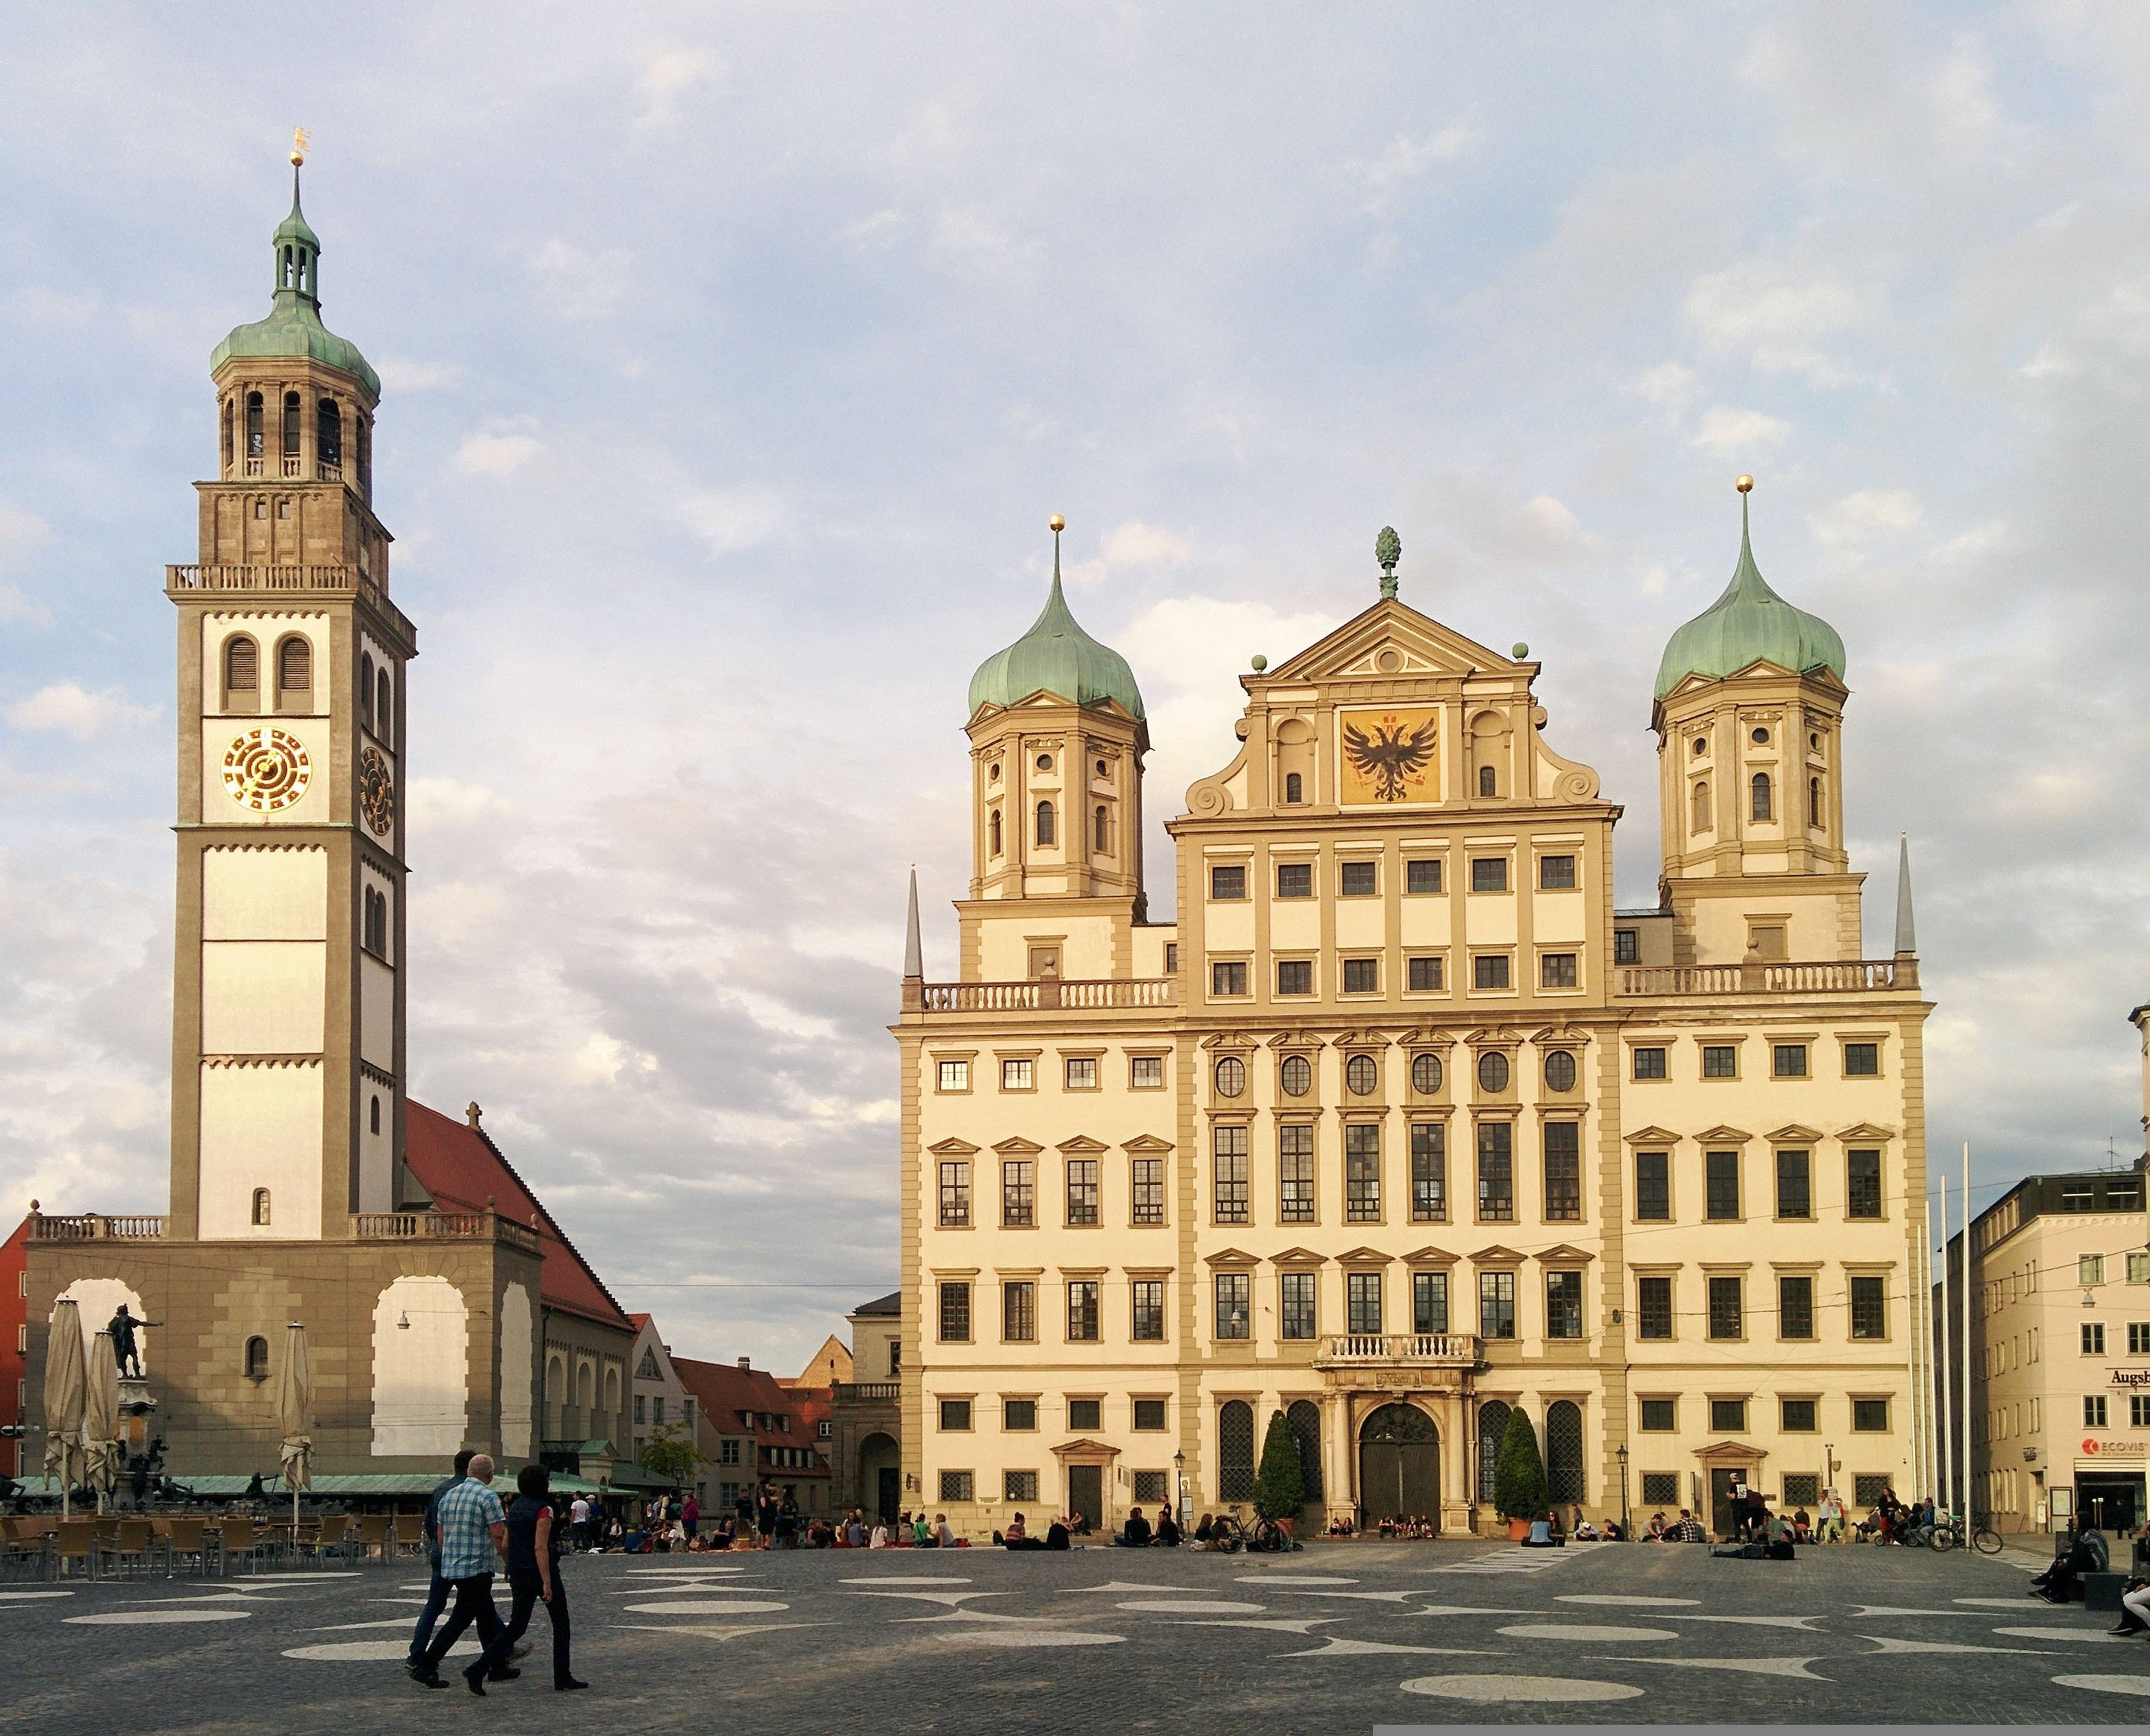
xmin=1358 ymin=1403 xmax=1439 ymax=1528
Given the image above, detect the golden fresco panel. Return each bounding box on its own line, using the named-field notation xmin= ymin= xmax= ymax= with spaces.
xmin=1339 ymin=706 xmax=1440 ymax=804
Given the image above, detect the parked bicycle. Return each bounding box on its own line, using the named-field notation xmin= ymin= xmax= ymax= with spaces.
xmin=1929 ymin=1512 xmax=2003 ymax=1554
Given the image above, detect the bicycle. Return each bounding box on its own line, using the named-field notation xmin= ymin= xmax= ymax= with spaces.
xmin=1929 ymin=1512 xmax=2003 ymax=1554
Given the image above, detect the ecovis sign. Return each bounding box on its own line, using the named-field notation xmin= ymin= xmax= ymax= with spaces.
xmin=2078 ymin=1438 xmax=2147 ymax=1461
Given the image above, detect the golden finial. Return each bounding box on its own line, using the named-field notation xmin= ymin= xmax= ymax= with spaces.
xmin=1735 ymin=474 xmax=1754 ymax=494
xmin=289 ymin=127 xmax=311 ymax=168
xmin=1048 ymin=514 xmax=1065 ymax=534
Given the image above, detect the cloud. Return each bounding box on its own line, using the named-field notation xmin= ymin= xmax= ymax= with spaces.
xmin=4 ymin=682 xmax=158 ymax=740
xmin=452 ymin=429 xmax=545 ymax=478
xmin=1625 ymin=362 xmax=1698 ymax=417
xmin=523 ymin=238 xmax=635 ymax=321
xmin=677 ymin=488 xmax=783 ymax=555
xmin=840 ymin=209 xmax=906 ymax=250
xmin=1690 ymin=406 xmax=1791 ymax=457
xmin=1808 ymin=489 xmax=1923 ymax=553
xmin=1684 ymin=260 xmax=1880 ymax=385
xmin=376 ymin=357 xmax=464 ymax=393
xmin=928 ymin=208 xmax=1043 ymax=281
xmin=634 ymin=48 xmax=725 ymax=135
xmin=1352 ymin=122 xmax=1477 ymax=215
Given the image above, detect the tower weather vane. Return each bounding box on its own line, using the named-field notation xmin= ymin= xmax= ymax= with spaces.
xmin=291 ymin=127 xmax=311 ymax=167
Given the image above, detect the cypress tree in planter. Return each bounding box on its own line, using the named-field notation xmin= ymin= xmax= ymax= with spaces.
xmin=1493 ymin=1407 xmax=1548 ymax=1533
xmin=1254 ymin=1408 xmax=1305 ymax=1527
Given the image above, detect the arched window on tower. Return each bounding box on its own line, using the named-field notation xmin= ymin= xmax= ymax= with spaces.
xmin=1478 ymin=765 xmax=1497 ymax=798
xmin=282 ymin=391 xmax=302 ymax=460
xmin=376 ymin=668 xmax=391 ymax=746
xmin=989 ymin=808 xmax=1003 ymax=857
xmin=251 ymin=1188 xmax=272 ymax=1227
xmin=225 ymin=637 xmax=259 ymax=709
xmin=222 ymin=399 xmax=234 ymax=472
xmin=1093 ymin=804 xmax=1109 ymax=852
xmin=1750 ymin=772 xmax=1773 ymax=822
xmin=1035 ymin=801 xmax=1055 ymax=847
xmin=1690 ymin=778 xmax=1711 ymax=835
xmin=1284 ymin=771 xmax=1303 ymax=804
xmin=370 ymin=1094 xmax=381 ymax=1135
xmin=245 ymin=392 xmax=265 ymax=459
xmin=277 ymin=636 xmax=311 ymax=703
xmin=360 ymin=653 xmax=375 ymax=734
xmin=245 ymin=1336 xmax=269 ymax=1379
xmin=317 ymin=398 xmax=342 ymax=471
xmin=1808 ymin=776 xmax=1824 ymax=829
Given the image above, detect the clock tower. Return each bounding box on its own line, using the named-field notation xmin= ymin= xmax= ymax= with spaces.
xmin=167 ymin=148 xmax=414 ymax=1239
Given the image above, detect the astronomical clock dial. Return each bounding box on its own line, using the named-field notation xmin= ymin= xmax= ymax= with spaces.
xmin=222 ymin=726 xmax=311 ymax=813
xmin=357 ymin=746 xmax=395 ymax=836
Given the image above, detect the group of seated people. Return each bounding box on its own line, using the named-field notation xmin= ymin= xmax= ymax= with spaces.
xmin=2029 ymin=1527 xmax=2110 ymax=1604
xmin=1852 ymin=1491 xmax=1937 ymax=1545
xmin=1375 ymin=1514 xmax=1439 ymax=1539
xmin=1639 ymin=1510 xmax=1708 ymax=1542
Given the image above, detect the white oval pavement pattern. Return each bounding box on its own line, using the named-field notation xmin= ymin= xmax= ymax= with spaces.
xmin=2054 ymin=1674 xmax=2150 ymax=1697
xmin=840 ymin=1576 xmax=971 ymax=1585
xmin=285 ymin=1638 xmax=481 ymax=1662
xmin=937 ymin=1629 xmax=1125 ymax=1648
xmin=625 ymin=1599 xmax=791 ymax=1615
xmin=1403 ymin=1674 xmax=1646 ymax=1704
xmin=1117 ymin=1599 xmax=1265 ymax=1615
xmin=1558 ymin=1594 xmax=1699 ymax=1607
xmin=68 ymin=1609 xmax=253 ymax=1626
xmin=1498 ymin=1622 xmax=1677 ymax=1642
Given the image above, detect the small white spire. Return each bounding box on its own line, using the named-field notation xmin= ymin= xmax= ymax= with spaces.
xmin=1894 ymin=831 xmax=1917 ymax=956
xmin=902 ymin=865 xmax=923 ymax=980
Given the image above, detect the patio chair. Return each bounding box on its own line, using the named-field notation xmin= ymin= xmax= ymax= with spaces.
xmin=50 ymin=1519 xmax=99 ymax=1580
xmin=103 ymin=1519 xmax=157 ymax=1578
xmin=358 ymin=1515 xmax=394 ymax=1561
xmin=215 ymin=1517 xmax=269 ymax=1575
xmin=1 ymin=1516 xmax=54 ymax=1583
xmin=392 ymin=1513 xmax=426 ymax=1557
xmin=163 ymin=1517 xmax=213 ymax=1577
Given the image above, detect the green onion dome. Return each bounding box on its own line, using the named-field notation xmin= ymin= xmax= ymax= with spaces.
xmin=1654 ymin=488 xmax=1845 ymax=700
xmin=968 ymin=561 xmax=1146 ymax=722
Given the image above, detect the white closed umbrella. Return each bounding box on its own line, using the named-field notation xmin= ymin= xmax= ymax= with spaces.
xmin=42 ymin=1299 xmax=87 ymax=1521
xmin=85 ymin=1335 xmax=122 ymax=1512
xmin=274 ymin=1321 xmax=312 ymax=1536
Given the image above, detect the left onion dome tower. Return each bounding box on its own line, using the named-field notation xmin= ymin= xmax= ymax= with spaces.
xmin=174 ymin=138 xmax=413 ymax=1239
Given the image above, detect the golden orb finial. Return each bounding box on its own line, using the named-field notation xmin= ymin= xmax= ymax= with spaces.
xmin=289 ymin=127 xmax=311 ymax=167
xmin=1735 ymin=474 xmax=1754 ymax=494
xmin=1048 ymin=514 xmax=1065 ymax=534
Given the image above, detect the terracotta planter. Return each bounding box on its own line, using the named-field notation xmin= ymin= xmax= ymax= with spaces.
xmin=1507 ymin=1515 xmax=1532 ymax=1541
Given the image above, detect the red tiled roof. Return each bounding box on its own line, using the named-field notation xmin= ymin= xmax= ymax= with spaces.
xmin=403 ymin=1100 xmax=632 ymax=1331
xmin=672 ymin=1355 xmax=795 ymax=1425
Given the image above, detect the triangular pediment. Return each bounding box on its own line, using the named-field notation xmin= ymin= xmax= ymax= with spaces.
xmin=1694 ymin=1125 xmax=1753 ymax=1145
xmin=1531 ymin=1027 xmax=1587 ymax=1047
xmin=1055 ymin=1135 xmax=1107 ymax=1154
xmin=1693 ymin=1438 xmax=1769 ymax=1463
xmin=1268 ymin=1031 xmax=1325 ymax=1050
xmin=1336 ymin=1246 xmax=1394 ymax=1266
xmin=1765 ymin=1124 xmax=1825 ymax=1145
xmin=1272 ymin=1246 xmax=1326 ymax=1266
xmin=1264 ymin=598 xmax=1520 ymax=687
xmin=1204 ymin=1247 xmax=1260 ymax=1268
xmin=992 ymin=1136 xmax=1044 ymax=1155
xmin=928 ymin=1137 xmax=980 ymax=1156
xmin=1624 ymin=1125 xmax=1681 ymax=1146
xmin=1470 ymin=1244 xmax=1525 ymax=1265
xmin=1120 ymin=1134 xmax=1174 ymax=1154
xmin=1401 ymin=1246 xmax=1458 ymax=1267
xmin=1202 ymin=1032 xmax=1257 ymax=1052
xmin=1537 ymin=1243 xmax=1595 ymax=1265
xmin=1334 ymin=1030 xmax=1391 ymax=1051
xmin=1049 ymin=1436 xmax=1122 ymax=1460
xmin=1835 ymin=1122 xmax=1897 ymax=1143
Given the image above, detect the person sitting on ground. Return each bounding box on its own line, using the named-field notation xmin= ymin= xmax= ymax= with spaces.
xmin=1189 ymin=1514 xmax=1215 ymax=1552
xmin=934 ymin=1513 xmax=957 ymax=1548
xmin=1765 ymin=1512 xmax=1796 ymax=1560
xmin=869 ymin=1520 xmax=889 ymax=1548
xmin=1601 ymin=1518 xmax=1626 ymax=1542
xmin=1522 ymin=1513 xmax=1558 ymax=1548
xmin=1001 ymin=1512 xmax=1044 ymax=1551
xmin=1155 ymin=1506 xmax=1181 ymax=1547
xmin=845 ymin=1513 xmax=868 ymax=1548
xmin=1665 ymin=1509 xmax=1705 ymax=1543
xmin=1573 ymin=1518 xmax=1600 ymax=1541
xmin=1790 ymin=1507 xmax=1812 ymax=1543
xmin=1642 ymin=1512 xmax=1668 ymax=1541
xmin=1044 ymin=1514 xmax=1071 ymax=1551
xmin=2111 ymin=1573 xmax=2150 ymax=1635
xmin=1117 ymin=1505 xmax=1152 ymax=1548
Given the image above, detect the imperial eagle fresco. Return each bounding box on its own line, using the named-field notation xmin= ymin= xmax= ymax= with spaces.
xmin=1341 ymin=710 xmax=1439 ymax=803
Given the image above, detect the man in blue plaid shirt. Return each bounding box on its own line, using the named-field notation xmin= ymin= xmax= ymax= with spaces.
xmin=412 ymin=1453 xmax=513 ymax=1690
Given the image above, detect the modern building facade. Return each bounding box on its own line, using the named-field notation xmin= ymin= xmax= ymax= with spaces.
xmin=897 ymin=498 xmax=1934 ymax=1540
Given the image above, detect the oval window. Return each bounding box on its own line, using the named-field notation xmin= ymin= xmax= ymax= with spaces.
xmin=1751 ymin=726 xmax=1769 ymax=744
xmin=1280 ymin=1055 xmax=1312 ymax=1097
xmin=1035 ymin=754 xmax=1053 ymax=771
xmin=1410 ymin=1052 xmax=1442 ymax=1094
xmin=1477 ymin=1051 xmax=1511 ymax=1092
xmin=1095 ymin=759 xmax=1107 ymax=776
xmin=1544 ymin=1050 xmax=1577 ymax=1093
xmin=988 ymin=762 xmax=1002 ymax=782
xmin=1691 ymin=737 xmax=1707 ymax=756
xmin=1345 ymin=1054 xmax=1378 ymax=1096
xmin=1214 ymin=1056 xmax=1246 ymax=1098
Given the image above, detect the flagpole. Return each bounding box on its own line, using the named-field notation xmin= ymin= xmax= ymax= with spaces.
xmin=1962 ymin=1143 xmax=1974 ymax=1527
xmin=1938 ymin=1177 xmax=1953 ymax=1518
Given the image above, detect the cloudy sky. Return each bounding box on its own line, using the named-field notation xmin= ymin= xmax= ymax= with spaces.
xmin=3 ymin=3 xmax=2147 ymax=1372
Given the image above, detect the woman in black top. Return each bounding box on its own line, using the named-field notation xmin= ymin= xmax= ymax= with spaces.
xmin=464 ymin=1465 xmax=587 ymax=1693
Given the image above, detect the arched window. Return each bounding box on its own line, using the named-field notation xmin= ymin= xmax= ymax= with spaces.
xmin=222 ymin=399 xmax=235 ymax=471
xmin=360 ymin=653 xmax=375 ymax=733
xmin=547 ymin=1355 xmax=565 ymax=1403
xmin=1093 ymin=804 xmax=1109 ymax=851
xmin=1690 ymin=778 xmax=1711 ymax=835
xmin=370 ymin=1094 xmax=381 ymax=1135
xmin=1750 ymin=772 xmax=1773 ymax=822
xmin=278 ymin=635 xmax=311 ymax=695
xmin=1476 ymin=1400 xmax=1512 ymax=1504
xmin=1218 ymin=1399 xmax=1256 ymax=1502
xmin=604 ymin=1367 xmax=621 ymax=1417
xmin=376 ymin=668 xmax=391 ymax=745
xmin=245 ymin=1336 xmax=269 ymax=1379
xmin=317 ymin=397 xmax=342 ymax=468
xmin=1287 ymin=1399 xmax=1324 ymax=1503
xmin=1546 ymin=1399 xmax=1585 ymax=1504
xmin=282 ymin=391 xmax=302 ymax=460
xmin=1284 ymin=771 xmax=1303 ymax=804
xmin=576 ymin=1362 xmax=595 ymax=1410
xmin=989 ymin=809 xmax=1003 ymax=856
xmin=250 ymin=1187 xmax=271 ymax=1226
xmin=225 ymin=636 xmax=259 ymax=698
xmin=1808 ymin=776 xmax=1822 ymax=829
xmin=1478 ymin=765 xmax=1497 ymax=797
xmin=1035 ymin=801 xmax=1055 ymax=847
xmin=245 ymin=392 xmax=265 ymax=458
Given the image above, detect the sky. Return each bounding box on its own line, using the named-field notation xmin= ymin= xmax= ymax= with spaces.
xmin=2 ymin=3 xmax=2147 ymax=1374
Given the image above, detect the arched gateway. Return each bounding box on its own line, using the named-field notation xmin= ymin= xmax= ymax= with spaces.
xmin=1358 ymin=1403 xmax=1439 ymax=1528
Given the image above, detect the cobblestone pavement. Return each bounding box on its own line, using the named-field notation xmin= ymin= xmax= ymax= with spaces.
xmin=5 ymin=1537 xmax=2145 ymax=1734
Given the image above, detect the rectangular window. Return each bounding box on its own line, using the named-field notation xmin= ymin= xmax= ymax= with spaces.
xmin=1853 ymin=1473 xmax=1890 ymax=1506
xmin=1844 ymin=1041 xmax=1879 ymax=1077
xmin=1001 ymin=1057 xmax=1034 ymax=1091
xmin=1068 ymin=1398 xmax=1101 ymax=1431
xmin=1711 ymin=1398 xmax=1749 ymax=1432
xmin=1540 ymin=952 xmax=1578 ymax=989
xmin=1479 ymin=1270 xmax=1517 ymax=1339
xmin=1132 ymin=1398 xmax=1167 ymax=1431
xmin=939 ymin=1398 xmax=972 ymax=1431
xmin=2130 ymin=1323 xmax=2150 ymax=1355
xmin=719 ymin=1440 xmax=741 ymax=1465
xmin=634 ymin=1395 xmax=646 ymax=1425
xmin=1275 ymin=861 xmax=1312 ymax=899
xmin=1279 ymin=1124 xmax=1316 ymax=1224
xmin=1413 ymin=1271 xmax=1450 ymax=1335
xmin=1345 ymin=1123 xmax=1382 ymax=1222
xmin=1641 ymin=1471 xmax=1680 ymax=1504
xmin=1211 ymin=960 xmax=1248 ymax=997
xmin=1347 ymin=1271 xmax=1384 ymax=1335
xmin=1210 ymin=864 xmax=1247 ymax=900
xmin=1702 ymin=1044 xmax=1738 ymax=1078
xmin=1640 ymin=1398 xmax=1677 ymax=1431
xmin=1410 ymin=1123 xmax=1446 ymax=1221
xmin=2086 ymin=1394 xmax=2111 ymax=1427
xmin=1539 ymin=854 xmax=1576 ymax=890
xmin=938 ymin=1281 xmax=971 ymax=1342
xmin=1632 ymin=1045 xmax=1667 ymax=1080
xmin=1778 ymin=1274 xmax=1815 ymax=1340
xmin=2081 ymin=1322 xmax=2105 ymax=1355
xmin=1614 ymin=928 xmax=1639 ymax=965
xmin=1708 ymin=1274 xmax=1744 ymax=1340
xmin=1280 ymin=1271 xmax=1317 ymax=1340
xmin=1276 ymin=958 xmax=1313 ymax=996
xmin=1066 ymin=1281 xmax=1101 ymax=1342
xmin=1637 ymin=1275 xmax=1673 ymax=1340
xmin=1471 ymin=858 xmax=1508 ymax=893
xmin=1132 ymin=1470 xmax=1169 ymax=1504
xmin=1213 ymin=1125 xmax=1249 ymax=1224
xmin=2081 ymin=1254 xmax=2106 ymax=1286
xmin=1130 ymin=1054 xmax=1165 ymax=1089
xmin=1783 ymin=1473 xmax=1820 ymax=1506
xmin=1477 ymin=1121 xmax=1514 ymax=1220
xmin=938 ymin=1471 xmax=973 ymax=1503
xmin=1215 ymin=1273 xmax=1251 ymax=1340
xmin=1406 ymin=858 xmax=1442 ymax=893
xmin=938 ymin=1161 xmax=971 ymax=1227
xmin=937 ymin=1059 xmax=970 ymax=1092
xmin=1774 ymin=1150 xmax=1810 ymax=1219
xmin=1780 ymin=1398 xmax=1817 ymax=1433
xmin=1772 ymin=1043 xmax=1808 ymax=1079
xmin=1543 ymin=1122 xmax=1581 ymax=1222
xmin=1407 ymin=954 xmax=1443 ymax=991
xmin=2133 ymin=1395 xmax=2150 ymax=1429
xmin=1342 ymin=956 xmax=1380 ymax=995
xmin=1545 ymin=1270 xmax=1583 ymax=1340
xmin=1002 ymin=1159 xmax=1034 ymax=1227
xmin=1635 ymin=1152 xmax=1670 ymax=1222
xmin=1164 ymin=943 xmax=1179 ymax=974
xmin=1004 ymin=1470 xmax=1038 ymax=1502
xmin=1339 ymin=859 xmax=1378 ymax=897
xmin=1849 ymin=1275 xmax=1887 ymax=1340
xmin=1066 ymin=1159 xmax=1100 ymax=1226
xmin=1853 ymin=1398 xmax=1890 ymax=1433
xmin=1064 ymin=1056 xmax=1097 ymax=1089
xmin=1130 ymin=1279 xmax=1165 ymax=1342
xmin=1473 ymin=954 xmax=1511 ymax=990
xmin=1846 ymin=1150 xmax=1883 ymax=1219
xmin=1705 ymin=1150 xmax=1740 ymax=1219
xmin=1002 ymin=1280 xmax=1036 ymax=1342
xmin=1130 ymin=1157 xmax=1164 ymax=1225
xmin=2130 ymin=1252 xmax=2150 ymax=1284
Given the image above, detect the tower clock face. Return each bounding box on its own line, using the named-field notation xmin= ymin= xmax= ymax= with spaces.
xmin=222 ymin=727 xmax=311 ymax=812
xmin=357 ymin=746 xmax=395 ymax=836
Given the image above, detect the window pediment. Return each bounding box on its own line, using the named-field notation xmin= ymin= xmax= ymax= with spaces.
xmin=928 ymin=1137 xmax=981 ymax=1156
xmin=1204 ymin=1247 xmax=1260 ymax=1268
xmin=1401 ymin=1246 xmax=1457 ymax=1267
xmin=1624 ymin=1125 xmax=1681 ymax=1146
xmin=1470 ymin=1244 xmax=1525 ymax=1265
xmin=1271 ymin=1246 xmax=1326 ymax=1267
xmin=1055 ymin=1135 xmax=1107 ymax=1154
xmin=1766 ymin=1123 xmax=1824 ymax=1145
xmin=1694 ymin=1124 xmax=1753 ymax=1145
xmin=1537 ymin=1243 xmax=1595 ymax=1266
xmin=1835 ymin=1121 xmax=1897 ymax=1142
xmin=992 ymin=1136 xmax=1044 ymax=1156
xmin=1120 ymin=1135 xmax=1174 ymax=1154
xmin=1336 ymin=1246 xmax=1394 ymax=1266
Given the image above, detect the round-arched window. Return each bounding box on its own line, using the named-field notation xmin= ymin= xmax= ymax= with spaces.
xmin=1345 ymin=1054 xmax=1378 ymax=1096
xmin=1544 ymin=1051 xmax=1577 ymax=1093
xmin=1214 ymin=1056 xmax=1246 ymax=1098
xmin=1411 ymin=1052 xmax=1442 ymax=1094
xmin=1691 ymin=736 xmax=1707 ymax=756
xmin=244 ymin=1336 xmax=269 ymax=1380
xmin=1751 ymin=726 xmax=1769 ymax=743
xmin=1478 ymin=1051 xmax=1511 ymax=1092
xmin=1280 ymin=1055 xmax=1312 ymax=1097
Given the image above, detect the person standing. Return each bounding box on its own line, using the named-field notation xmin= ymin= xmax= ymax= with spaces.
xmin=681 ymin=1491 xmax=699 ymax=1542
xmin=567 ymin=1494 xmax=589 ymax=1552
xmin=413 ymin=1454 xmax=512 ymax=1692
xmin=465 ymin=1464 xmax=587 ymax=1693
xmin=405 ymin=1449 xmax=475 ymax=1676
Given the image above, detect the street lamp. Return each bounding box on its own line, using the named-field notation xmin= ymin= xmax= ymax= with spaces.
xmin=1615 ymin=1443 xmax=1630 ymax=1536
xmin=1174 ymin=1450 xmax=1187 ymax=1529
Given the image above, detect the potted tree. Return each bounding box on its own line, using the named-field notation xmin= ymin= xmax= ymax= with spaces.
xmin=1493 ymin=1409 xmax=1548 ymax=1542
xmin=1254 ymin=1409 xmax=1305 ymax=1542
